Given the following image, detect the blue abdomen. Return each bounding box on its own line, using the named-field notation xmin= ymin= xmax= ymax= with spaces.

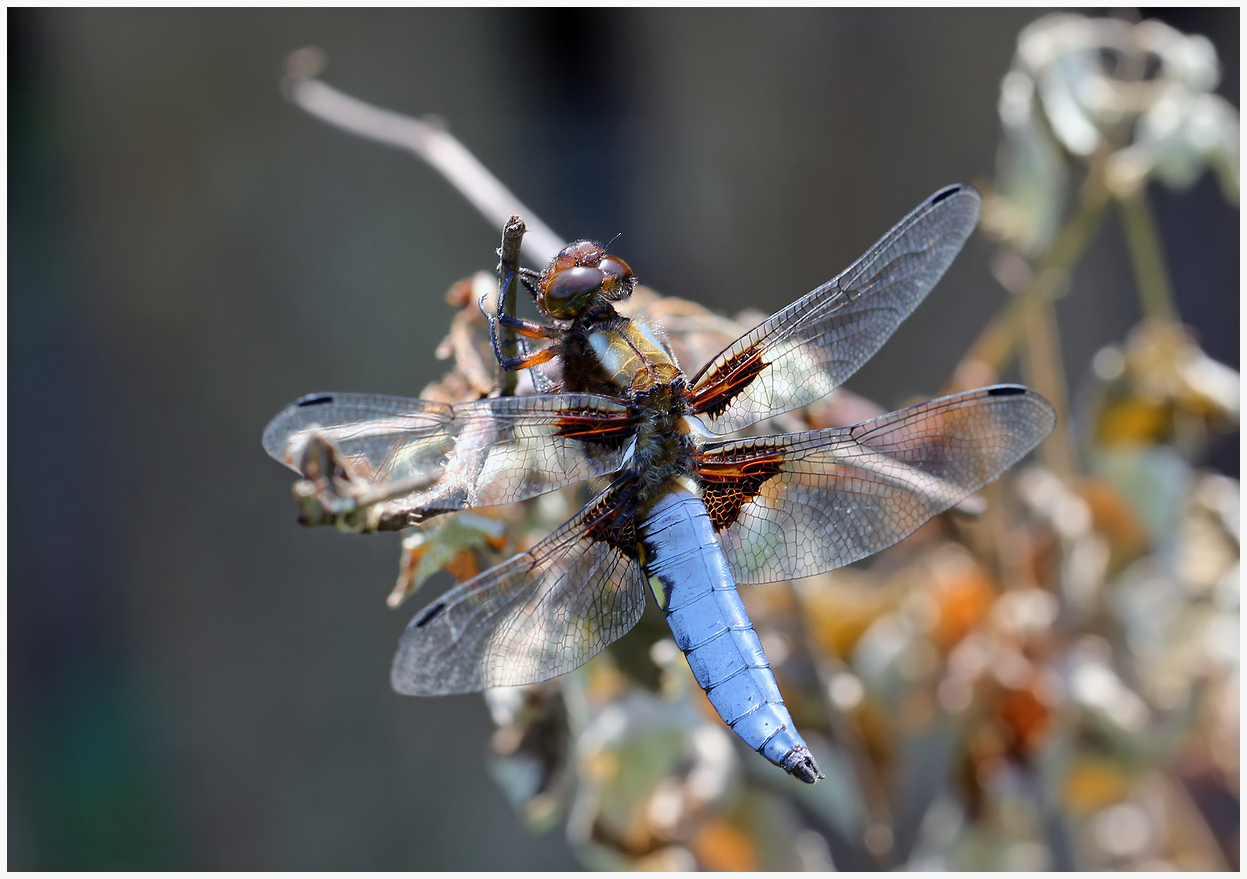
xmin=638 ymin=484 xmax=823 ymax=784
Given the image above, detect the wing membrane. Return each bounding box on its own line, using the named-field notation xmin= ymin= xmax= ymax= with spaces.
xmin=391 ymin=476 xmax=646 ymax=694
xmin=689 ymin=185 xmax=982 ymax=434
xmin=698 ymin=386 xmax=1055 ymax=584
xmin=414 ymin=394 xmax=635 ymax=516
xmin=263 ymin=392 xmax=455 ymax=486
xmin=262 ymin=392 xmax=636 ymax=516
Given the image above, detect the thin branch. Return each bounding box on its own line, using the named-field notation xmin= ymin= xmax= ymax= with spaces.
xmin=953 ymin=160 xmax=1116 ymax=479
xmin=283 ymin=47 xmax=565 ymax=268
xmin=496 ymin=217 xmax=526 ymax=396
xmin=1015 ymin=292 xmax=1078 ymax=478
xmin=1118 ymin=193 xmax=1180 ymax=324
xmin=957 ymin=169 xmax=1112 ymax=379
xmin=785 ymin=580 xmax=895 ymax=868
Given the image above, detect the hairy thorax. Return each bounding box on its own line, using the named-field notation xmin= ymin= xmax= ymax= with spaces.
xmin=559 ymin=306 xmax=682 ymax=397
xmin=558 ymin=305 xmax=696 ymax=502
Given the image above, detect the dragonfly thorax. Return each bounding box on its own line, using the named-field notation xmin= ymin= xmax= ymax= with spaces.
xmin=558 ymin=307 xmax=684 ymax=399
xmin=626 ymin=380 xmax=699 ymax=504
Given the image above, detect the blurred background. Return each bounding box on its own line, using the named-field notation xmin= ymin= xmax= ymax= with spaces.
xmin=9 ymin=8 xmax=1237 ymax=870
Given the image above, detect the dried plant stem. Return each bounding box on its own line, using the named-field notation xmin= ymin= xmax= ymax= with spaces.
xmin=1016 ymin=295 xmax=1078 ymax=477
xmin=786 ymin=581 xmax=895 ymax=868
xmin=959 ymin=165 xmax=1115 ymax=478
xmin=496 ymin=218 xmax=526 ymax=396
xmin=961 ymin=171 xmax=1112 ymax=378
xmin=283 ymin=48 xmax=565 ymax=267
xmin=1117 ymin=193 xmax=1180 ymax=324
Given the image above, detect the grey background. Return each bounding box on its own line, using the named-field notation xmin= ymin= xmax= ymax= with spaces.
xmin=9 ymin=8 xmax=1237 ymax=869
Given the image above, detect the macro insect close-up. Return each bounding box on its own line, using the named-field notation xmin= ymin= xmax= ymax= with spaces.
xmin=11 ymin=9 xmax=1237 ymax=871
xmin=262 ymin=183 xmax=1055 ymax=786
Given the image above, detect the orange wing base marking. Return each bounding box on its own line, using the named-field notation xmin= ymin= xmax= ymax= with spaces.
xmin=698 ymin=452 xmax=786 ymax=531
xmin=583 ymin=481 xmax=640 ymax=559
xmin=554 ymin=411 xmax=639 ymax=442
xmin=690 ymin=346 xmax=767 ymax=420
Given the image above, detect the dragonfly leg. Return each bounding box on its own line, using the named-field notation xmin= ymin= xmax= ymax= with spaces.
xmin=496 ymin=347 xmax=556 ymax=372
xmin=480 ymin=301 xmax=558 ymax=390
xmin=487 ymin=218 xmax=558 ymax=394
xmin=498 ymin=312 xmax=560 ymax=340
xmin=494 ymin=315 xmax=561 ymax=393
xmin=517 ymin=267 xmax=542 ymax=299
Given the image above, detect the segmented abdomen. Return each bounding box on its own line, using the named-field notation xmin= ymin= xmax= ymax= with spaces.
xmin=637 ymin=485 xmax=822 ymax=783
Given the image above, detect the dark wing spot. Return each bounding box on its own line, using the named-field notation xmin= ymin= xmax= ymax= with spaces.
xmin=930 ymin=184 xmax=965 ymax=204
xmin=987 ymin=385 xmax=1026 ymax=397
xmin=554 ymin=410 xmax=640 ymax=448
xmin=415 ymin=601 xmax=446 ymax=628
xmin=297 ymin=394 xmax=334 ymax=407
xmin=698 ymin=450 xmax=786 ymax=531
xmin=582 ymin=479 xmax=640 ymax=559
xmin=691 ymin=345 xmax=768 ymax=420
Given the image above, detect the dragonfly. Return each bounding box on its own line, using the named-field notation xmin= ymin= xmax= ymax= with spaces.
xmin=263 ymin=184 xmax=1055 ymax=784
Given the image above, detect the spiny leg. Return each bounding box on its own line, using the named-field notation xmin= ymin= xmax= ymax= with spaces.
xmin=499 ymin=312 xmax=560 ymax=340
xmin=497 ymin=346 xmax=557 ymax=372
xmin=518 ymin=267 xmax=542 ymax=298
xmin=488 ymin=217 xmax=557 ymax=394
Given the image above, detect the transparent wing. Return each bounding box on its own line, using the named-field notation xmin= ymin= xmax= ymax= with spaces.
xmin=413 ymin=393 xmax=636 ymax=516
xmin=689 ymin=185 xmax=982 ymax=434
xmin=263 ymin=392 xmax=454 ymax=486
xmin=391 ymin=477 xmax=646 ymax=695
xmin=697 ymin=386 xmax=1055 ymax=584
xmin=262 ymin=391 xmax=636 ymax=514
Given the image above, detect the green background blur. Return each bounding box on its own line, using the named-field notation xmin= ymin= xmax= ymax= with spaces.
xmin=9 ymin=8 xmax=1237 ymax=869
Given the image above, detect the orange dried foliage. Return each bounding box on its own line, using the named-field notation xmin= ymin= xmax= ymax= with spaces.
xmin=581 ymin=751 xmax=619 ymax=785
xmin=996 ymin=684 xmax=1051 ymax=758
xmin=444 ymin=277 xmax=475 ymax=308
xmin=930 ymin=560 xmax=996 ymax=651
xmin=1017 ymin=526 xmax=1058 ymax=590
xmin=441 ymin=551 xmax=481 ymax=584
xmin=800 ymin=574 xmax=892 ymax=658
xmin=582 ymin=654 xmax=630 ymax=706
xmin=692 ymin=819 xmax=759 ymax=871
xmin=1077 ymin=477 xmax=1151 ymax=566
xmin=1063 ymin=758 xmax=1131 ymax=813
xmin=853 ymin=698 xmax=895 ymax=769
xmin=1095 ymin=397 xmax=1173 ymax=445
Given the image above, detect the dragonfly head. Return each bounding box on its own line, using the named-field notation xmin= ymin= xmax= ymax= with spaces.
xmin=537 ymin=240 xmax=635 ymax=319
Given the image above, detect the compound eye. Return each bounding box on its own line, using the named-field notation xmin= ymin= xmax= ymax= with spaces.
xmin=598 ymin=255 xmax=632 ymax=282
xmin=543 ymin=265 xmax=604 ymax=318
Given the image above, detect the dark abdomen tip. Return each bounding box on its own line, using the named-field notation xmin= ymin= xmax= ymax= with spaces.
xmin=783 ymin=745 xmax=824 ymax=784
xmin=791 ymin=756 xmax=824 ymax=785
